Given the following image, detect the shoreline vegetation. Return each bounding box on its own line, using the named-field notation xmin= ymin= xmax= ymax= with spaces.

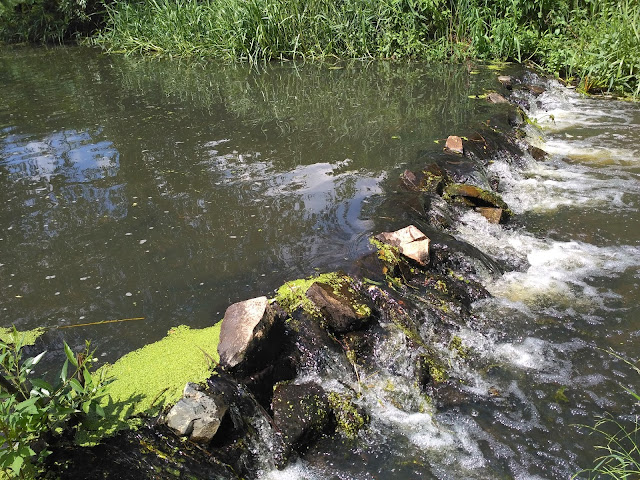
xmin=0 ymin=0 xmax=638 ymax=98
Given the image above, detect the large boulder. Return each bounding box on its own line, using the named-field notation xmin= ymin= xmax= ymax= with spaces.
xmin=375 ymin=225 xmax=430 ymax=266
xmin=165 ymin=382 xmax=228 ymax=444
xmin=305 ymin=281 xmax=372 ymax=334
xmin=218 ymin=296 xmax=276 ymax=369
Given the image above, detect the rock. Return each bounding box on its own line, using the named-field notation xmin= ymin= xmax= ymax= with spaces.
xmin=497 ymin=75 xmax=512 ymax=88
xmin=272 ymin=382 xmax=332 ymax=458
xmin=487 ymin=92 xmax=508 ymax=104
xmin=475 ymin=207 xmax=504 ymax=224
xmin=375 ymin=225 xmax=430 ymax=266
xmin=165 ymin=383 xmax=228 ymax=443
xmin=165 ymin=398 xmax=197 ymax=436
xmin=528 ymin=145 xmax=548 ymax=161
xmin=400 ymin=169 xmax=418 ymax=190
xmin=218 ymin=296 xmax=275 ymax=369
xmin=444 ymin=183 xmax=511 ymax=216
xmin=445 ymin=135 xmax=464 ymax=154
xmin=306 ymin=282 xmax=371 ymax=333
xmin=327 ymin=392 xmax=368 ymax=438
xmin=400 ymin=164 xmax=448 ymax=194
xmin=524 ymin=84 xmax=545 ymax=95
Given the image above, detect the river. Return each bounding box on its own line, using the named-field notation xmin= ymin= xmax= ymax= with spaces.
xmin=1 ymin=46 xmax=639 ymax=479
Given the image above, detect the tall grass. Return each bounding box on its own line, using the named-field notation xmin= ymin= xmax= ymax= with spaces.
xmin=1 ymin=0 xmax=638 ymax=97
xmin=91 ymin=0 xmax=452 ymax=61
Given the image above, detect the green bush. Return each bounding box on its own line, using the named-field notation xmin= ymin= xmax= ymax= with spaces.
xmin=0 ymin=0 xmax=107 ymax=43
xmin=0 ymin=328 xmax=107 ymax=478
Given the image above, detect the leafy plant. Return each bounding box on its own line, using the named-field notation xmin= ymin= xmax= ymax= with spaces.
xmin=0 ymin=328 xmax=108 ymax=478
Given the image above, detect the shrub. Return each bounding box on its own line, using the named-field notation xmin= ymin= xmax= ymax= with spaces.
xmin=0 ymin=328 xmax=107 ymax=478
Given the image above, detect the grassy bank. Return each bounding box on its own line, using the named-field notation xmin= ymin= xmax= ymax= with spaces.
xmin=1 ymin=0 xmax=638 ymax=97
xmin=93 ymin=0 xmax=639 ymax=97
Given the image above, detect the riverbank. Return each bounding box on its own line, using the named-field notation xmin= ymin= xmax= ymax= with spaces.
xmin=0 ymin=0 xmax=639 ymax=98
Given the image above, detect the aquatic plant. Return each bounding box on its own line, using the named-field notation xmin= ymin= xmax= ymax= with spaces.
xmin=574 ymin=351 xmax=640 ymax=479
xmin=78 ymin=324 xmax=221 ymax=445
xmin=0 ymin=328 xmax=107 ymax=478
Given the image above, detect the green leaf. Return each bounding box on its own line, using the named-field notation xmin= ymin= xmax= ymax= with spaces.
xmin=10 ymin=454 xmax=24 ymax=475
xmin=82 ymin=401 xmax=90 ymax=414
xmin=82 ymin=368 xmax=92 ymax=388
xmin=69 ymin=378 xmax=84 ymax=394
xmin=30 ymin=378 xmax=53 ymax=395
xmin=60 ymin=359 xmax=69 ymax=383
xmin=95 ymin=403 xmax=105 ymax=418
xmin=15 ymin=396 xmax=39 ymax=414
xmin=64 ymin=342 xmax=78 ymax=367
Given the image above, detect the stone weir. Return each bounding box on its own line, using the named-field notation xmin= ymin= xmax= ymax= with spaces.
xmin=49 ymin=70 xmax=551 ymax=479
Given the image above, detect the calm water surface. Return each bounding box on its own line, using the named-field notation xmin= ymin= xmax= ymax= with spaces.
xmin=0 ymin=46 xmax=496 ymax=359
xmin=2 ymin=46 xmax=640 ymax=479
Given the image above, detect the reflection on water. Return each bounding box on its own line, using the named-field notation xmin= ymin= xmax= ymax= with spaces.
xmin=0 ymin=46 xmax=496 ymax=359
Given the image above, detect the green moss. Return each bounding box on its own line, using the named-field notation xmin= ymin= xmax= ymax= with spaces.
xmin=434 ymin=280 xmax=448 ymax=294
xmin=0 ymin=326 xmax=46 ymax=346
xmin=424 ymin=358 xmax=447 ymax=383
xmin=273 ymin=272 xmax=371 ymax=318
xmin=554 ymin=386 xmax=569 ymax=404
xmin=369 ymin=237 xmax=401 ymax=266
xmin=77 ymin=324 xmax=221 ymax=445
xmin=449 ymin=335 xmax=470 ymax=358
xmin=327 ymin=392 xmax=367 ymax=439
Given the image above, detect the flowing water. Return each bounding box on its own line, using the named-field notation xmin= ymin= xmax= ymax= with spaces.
xmin=1 ymin=47 xmax=639 ymax=479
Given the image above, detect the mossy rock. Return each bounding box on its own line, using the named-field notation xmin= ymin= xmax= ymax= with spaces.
xmin=272 ymin=382 xmax=332 ymax=460
xmin=305 ymin=280 xmax=373 ymax=334
xmin=327 ymin=392 xmax=368 ymax=439
xmin=443 ymin=183 xmax=512 ymax=218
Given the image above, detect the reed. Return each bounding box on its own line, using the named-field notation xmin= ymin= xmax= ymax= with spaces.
xmin=1 ymin=0 xmax=638 ymax=96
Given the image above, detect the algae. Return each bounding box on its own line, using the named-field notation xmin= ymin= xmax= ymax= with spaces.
xmin=78 ymin=324 xmax=221 ymax=444
xmin=449 ymin=335 xmax=470 ymax=359
xmin=0 ymin=326 xmax=46 ymax=346
xmin=327 ymin=391 xmax=368 ymax=439
xmin=369 ymin=237 xmax=401 ymax=266
xmin=273 ymin=272 xmax=371 ymax=319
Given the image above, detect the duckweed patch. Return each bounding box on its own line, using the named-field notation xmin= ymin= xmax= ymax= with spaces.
xmin=0 ymin=326 xmax=46 ymax=346
xmin=78 ymin=324 xmax=221 ymax=444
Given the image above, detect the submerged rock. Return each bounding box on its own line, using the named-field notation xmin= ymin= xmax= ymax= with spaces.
xmin=528 ymin=145 xmax=549 ymax=161
xmin=375 ymin=225 xmax=431 ymax=266
xmin=272 ymin=382 xmax=333 ymax=460
xmin=400 ymin=163 xmax=449 ymax=195
xmin=218 ymin=296 xmax=276 ymax=369
xmin=443 ymin=183 xmax=511 ymax=220
xmin=165 ymin=382 xmax=228 ymax=444
xmin=445 ymin=135 xmax=464 ymax=154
